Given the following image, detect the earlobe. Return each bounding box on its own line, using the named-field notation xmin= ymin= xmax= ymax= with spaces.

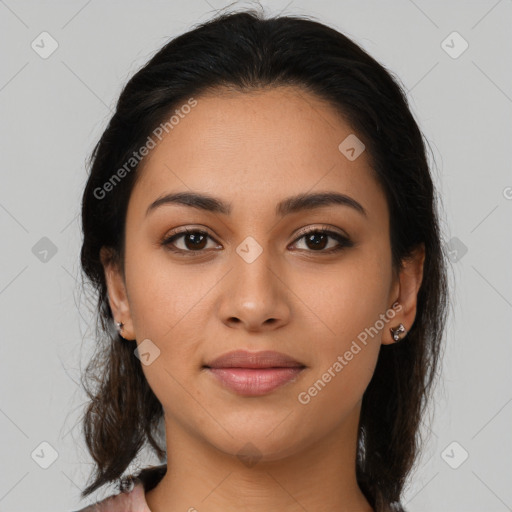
xmin=383 ymin=244 xmax=425 ymax=345
xmin=100 ymin=246 xmax=136 ymax=341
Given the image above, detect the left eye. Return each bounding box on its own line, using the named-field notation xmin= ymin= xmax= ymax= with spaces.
xmin=162 ymin=228 xmax=352 ymax=255
xmin=290 ymin=228 xmax=353 ymax=253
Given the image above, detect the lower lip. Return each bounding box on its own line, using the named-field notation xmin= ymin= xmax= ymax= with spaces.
xmin=206 ymin=367 xmax=305 ymax=396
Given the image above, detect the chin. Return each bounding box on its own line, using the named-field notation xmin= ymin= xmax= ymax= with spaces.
xmin=203 ymin=420 xmax=312 ymax=465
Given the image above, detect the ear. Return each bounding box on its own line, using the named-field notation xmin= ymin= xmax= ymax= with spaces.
xmin=100 ymin=246 xmax=136 ymax=341
xmin=383 ymin=243 xmax=425 ymax=345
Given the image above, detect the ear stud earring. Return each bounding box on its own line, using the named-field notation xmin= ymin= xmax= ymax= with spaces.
xmin=390 ymin=323 xmax=406 ymax=342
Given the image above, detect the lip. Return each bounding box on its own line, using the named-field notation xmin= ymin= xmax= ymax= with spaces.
xmin=204 ymin=349 xmax=304 ymax=369
xmin=203 ymin=350 xmax=306 ymax=396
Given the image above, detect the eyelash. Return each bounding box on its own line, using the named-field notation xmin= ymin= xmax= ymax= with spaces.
xmin=161 ymin=226 xmax=353 ymax=257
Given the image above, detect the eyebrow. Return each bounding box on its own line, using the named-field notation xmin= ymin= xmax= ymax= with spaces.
xmin=145 ymin=191 xmax=367 ymax=218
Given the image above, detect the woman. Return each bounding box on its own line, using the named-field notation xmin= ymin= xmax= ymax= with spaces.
xmin=75 ymin=7 xmax=448 ymax=512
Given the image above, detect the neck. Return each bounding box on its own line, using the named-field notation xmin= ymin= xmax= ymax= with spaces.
xmin=145 ymin=402 xmax=374 ymax=512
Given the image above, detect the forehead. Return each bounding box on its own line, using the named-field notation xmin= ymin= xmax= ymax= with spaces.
xmin=128 ymin=85 xmax=387 ymax=223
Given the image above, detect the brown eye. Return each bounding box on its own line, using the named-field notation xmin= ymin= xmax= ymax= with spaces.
xmin=162 ymin=229 xmax=219 ymax=254
xmin=303 ymin=231 xmax=329 ymax=250
xmin=291 ymin=228 xmax=353 ymax=253
xmin=161 ymin=226 xmax=353 ymax=257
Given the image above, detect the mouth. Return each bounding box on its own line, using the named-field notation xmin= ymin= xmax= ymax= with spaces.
xmin=202 ymin=350 xmax=306 ymax=396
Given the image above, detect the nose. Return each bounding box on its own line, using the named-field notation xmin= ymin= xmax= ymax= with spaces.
xmin=216 ymin=248 xmax=291 ymax=332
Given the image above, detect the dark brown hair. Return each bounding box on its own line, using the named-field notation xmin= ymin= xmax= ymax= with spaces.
xmin=78 ymin=7 xmax=449 ymax=511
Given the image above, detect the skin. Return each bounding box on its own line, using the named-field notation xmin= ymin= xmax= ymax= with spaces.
xmin=101 ymin=85 xmax=425 ymax=512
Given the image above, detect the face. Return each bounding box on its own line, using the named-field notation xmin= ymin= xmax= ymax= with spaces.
xmin=102 ymin=85 xmax=423 ymax=462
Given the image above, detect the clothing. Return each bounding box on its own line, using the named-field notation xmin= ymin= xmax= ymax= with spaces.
xmin=73 ymin=464 xmax=167 ymax=512
xmin=74 ymin=464 xmax=407 ymax=511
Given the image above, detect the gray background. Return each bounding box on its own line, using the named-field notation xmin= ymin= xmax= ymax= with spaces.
xmin=1 ymin=0 xmax=511 ymax=511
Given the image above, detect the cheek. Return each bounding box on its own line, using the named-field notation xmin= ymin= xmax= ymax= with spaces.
xmin=124 ymin=248 xmax=221 ymax=377
xmin=293 ymin=271 xmax=385 ymax=418
xmin=292 ymin=252 xmax=392 ymax=344
xmin=291 ymin=250 xmax=391 ymax=393
xmin=124 ymin=246 xmax=213 ymax=340
xmin=129 ymin=268 xmax=205 ymax=416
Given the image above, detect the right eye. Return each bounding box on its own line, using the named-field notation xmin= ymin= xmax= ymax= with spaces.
xmin=161 ymin=229 xmax=222 ymax=255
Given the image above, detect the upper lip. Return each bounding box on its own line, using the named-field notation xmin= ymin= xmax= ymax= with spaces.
xmin=204 ymin=350 xmax=305 ymax=369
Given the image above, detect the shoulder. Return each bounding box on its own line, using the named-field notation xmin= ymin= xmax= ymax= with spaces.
xmin=73 ymin=464 xmax=167 ymax=512
xmin=73 ymin=481 xmax=147 ymax=512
